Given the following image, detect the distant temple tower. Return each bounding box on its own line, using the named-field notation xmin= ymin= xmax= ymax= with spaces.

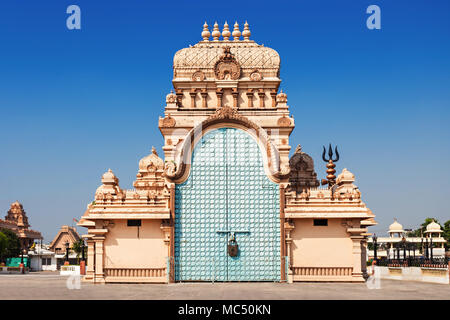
xmin=0 ymin=201 xmax=42 ymax=251
xmin=79 ymin=22 xmax=376 ymax=283
xmin=49 ymin=225 xmax=81 ymax=253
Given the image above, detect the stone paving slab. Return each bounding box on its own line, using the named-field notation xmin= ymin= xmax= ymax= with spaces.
xmin=0 ymin=273 xmax=449 ymax=300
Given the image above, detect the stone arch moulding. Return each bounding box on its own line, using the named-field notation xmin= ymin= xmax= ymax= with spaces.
xmin=165 ymin=106 xmax=290 ymax=184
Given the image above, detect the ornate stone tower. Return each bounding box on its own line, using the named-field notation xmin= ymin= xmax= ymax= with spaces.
xmin=5 ymin=201 xmax=30 ymax=229
xmin=0 ymin=201 xmax=42 ymax=251
xmin=159 ymin=21 xmax=293 ymax=179
xmin=79 ymin=21 xmax=376 ymax=284
xmin=158 ymin=22 xmax=295 ymax=281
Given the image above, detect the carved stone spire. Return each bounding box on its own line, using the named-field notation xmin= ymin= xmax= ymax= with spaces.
xmin=5 ymin=201 xmax=29 ymax=229
xmin=232 ymin=21 xmax=241 ymax=41
xmin=222 ymin=21 xmax=231 ymax=41
xmin=242 ymin=21 xmax=251 ymax=41
xmin=212 ymin=22 xmax=220 ymax=41
xmin=201 ymin=21 xmax=210 ymax=41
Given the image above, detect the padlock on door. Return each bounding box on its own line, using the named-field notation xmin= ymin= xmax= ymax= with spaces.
xmin=227 ymin=234 xmax=239 ymax=257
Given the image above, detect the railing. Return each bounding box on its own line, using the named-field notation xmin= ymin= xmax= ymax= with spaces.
xmin=0 ymin=266 xmax=29 ymax=274
xmin=292 ymin=266 xmax=353 ymax=276
xmin=104 ymin=268 xmax=166 ymax=278
xmin=375 ymin=257 xmax=448 ymax=269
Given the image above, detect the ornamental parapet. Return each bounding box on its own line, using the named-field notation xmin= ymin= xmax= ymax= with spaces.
xmin=81 ymin=148 xmax=171 ymax=225
xmin=284 ymin=167 xmax=374 ymax=224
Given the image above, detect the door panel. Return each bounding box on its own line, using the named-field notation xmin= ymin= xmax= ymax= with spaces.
xmin=174 ymin=127 xmax=280 ymax=281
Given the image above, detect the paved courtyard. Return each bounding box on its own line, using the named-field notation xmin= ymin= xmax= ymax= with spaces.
xmin=1 ymin=272 xmax=449 ymax=300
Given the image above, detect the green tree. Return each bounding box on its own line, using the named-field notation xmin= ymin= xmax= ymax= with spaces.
xmin=71 ymin=239 xmax=86 ymax=264
xmin=0 ymin=228 xmax=21 ymax=261
xmin=443 ymin=220 xmax=450 ymax=249
xmin=405 ymin=218 xmax=447 ymax=253
xmin=0 ymin=231 xmax=8 ymax=263
xmin=406 ymin=218 xmax=443 ymax=237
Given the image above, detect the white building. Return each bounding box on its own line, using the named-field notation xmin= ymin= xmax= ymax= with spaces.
xmin=368 ymin=219 xmax=446 ymax=259
xmin=27 ymin=243 xmax=79 ymax=271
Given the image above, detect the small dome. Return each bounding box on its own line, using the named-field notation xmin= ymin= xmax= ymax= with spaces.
xmin=166 ymin=90 xmax=176 ymax=104
xmin=222 ymin=22 xmax=231 ymax=41
xmin=232 ymin=22 xmax=241 ymax=40
xmin=425 ymin=220 xmax=442 ymax=233
xmin=336 ymin=168 xmax=355 ymax=184
xmin=201 ymin=22 xmax=210 ymax=41
xmin=276 ymin=90 xmax=287 ymax=103
xmin=388 ymin=219 xmax=404 ymax=233
xmin=139 ymin=147 xmax=164 ymax=172
xmin=242 ymin=21 xmax=251 ymax=40
xmin=173 ymin=43 xmax=280 ymax=71
xmin=101 ymin=169 xmax=118 ymax=184
xmin=211 ymin=22 xmax=221 ymax=40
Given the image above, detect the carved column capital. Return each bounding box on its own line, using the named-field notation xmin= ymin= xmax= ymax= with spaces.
xmin=201 ymin=89 xmax=208 ymax=108
xmin=246 ymin=89 xmax=254 ymax=108
xmin=216 ymin=88 xmax=223 ymax=108
xmin=232 ymin=88 xmax=239 ymax=108
xmin=270 ymin=89 xmax=277 ymax=108
xmin=160 ymin=220 xmax=172 ymax=245
xmin=175 ymin=89 xmax=183 ymax=108
xmin=189 ymin=89 xmax=197 ymax=108
xmin=258 ymin=89 xmax=265 ymax=108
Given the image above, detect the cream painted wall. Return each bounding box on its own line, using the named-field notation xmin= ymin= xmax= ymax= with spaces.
xmin=104 ymin=220 xmax=167 ymax=269
xmin=291 ymin=219 xmax=353 ymax=267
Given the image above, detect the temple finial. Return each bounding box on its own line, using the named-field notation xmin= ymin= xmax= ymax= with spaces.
xmin=212 ymin=22 xmax=220 ymax=41
xmin=321 ymin=144 xmax=340 ymax=188
xmin=201 ymin=21 xmax=210 ymax=41
xmin=222 ymin=21 xmax=231 ymax=41
xmin=232 ymin=21 xmax=241 ymax=41
xmin=242 ymin=21 xmax=251 ymax=41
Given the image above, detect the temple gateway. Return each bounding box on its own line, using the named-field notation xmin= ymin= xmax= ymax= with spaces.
xmin=78 ymin=22 xmax=376 ymax=283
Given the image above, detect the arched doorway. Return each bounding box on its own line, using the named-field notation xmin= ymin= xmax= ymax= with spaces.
xmin=174 ymin=127 xmax=280 ymax=281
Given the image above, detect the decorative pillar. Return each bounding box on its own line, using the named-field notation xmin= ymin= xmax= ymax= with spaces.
xmin=169 ymin=183 xmax=175 ymax=283
xmin=160 ymin=223 xmax=171 ymax=255
xmin=232 ymin=88 xmax=238 ymax=108
xmin=176 ymin=89 xmax=183 ymax=108
xmin=351 ymin=236 xmax=364 ymax=281
xmin=201 ymin=89 xmax=208 ymax=108
xmin=189 ymin=89 xmax=197 ymax=108
xmin=258 ymin=89 xmax=265 ymax=108
xmin=85 ymin=239 xmax=95 ymax=281
xmin=270 ymin=89 xmax=277 ymax=108
xmin=216 ymin=88 xmax=223 ymax=108
xmin=161 ymin=220 xmax=172 ymax=284
xmin=390 ymin=242 xmax=393 ymax=259
xmin=284 ymin=220 xmax=295 ymax=283
xmin=94 ymin=237 xmax=106 ymax=284
xmin=361 ymin=240 xmax=368 ymax=279
xmin=246 ymin=89 xmax=253 ymax=108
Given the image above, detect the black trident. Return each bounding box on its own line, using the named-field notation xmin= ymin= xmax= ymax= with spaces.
xmin=321 ymin=144 xmax=339 ymax=188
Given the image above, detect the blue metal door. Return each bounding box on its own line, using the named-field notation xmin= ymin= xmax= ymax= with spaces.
xmin=174 ymin=127 xmax=280 ymax=281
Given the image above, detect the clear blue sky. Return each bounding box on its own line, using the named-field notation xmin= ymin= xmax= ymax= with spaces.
xmin=0 ymin=0 xmax=449 ymax=241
